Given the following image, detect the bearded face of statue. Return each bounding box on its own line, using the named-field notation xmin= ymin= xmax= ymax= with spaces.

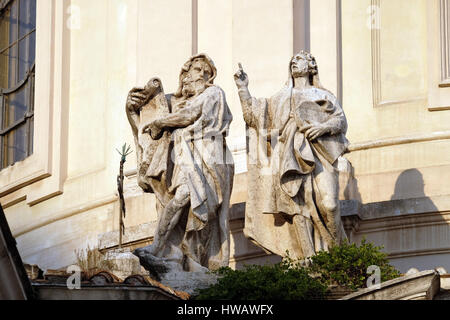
xmin=181 ymin=59 xmax=213 ymax=98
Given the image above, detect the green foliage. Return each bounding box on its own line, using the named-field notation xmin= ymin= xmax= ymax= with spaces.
xmin=116 ymin=143 xmax=132 ymax=163
xmin=193 ymin=257 xmax=327 ymax=300
xmin=192 ymin=239 xmax=400 ymax=300
xmin=193 ymin=239 xmax=401 ymax=300
xmin=308 ymin=238 xmax=401 ymax=290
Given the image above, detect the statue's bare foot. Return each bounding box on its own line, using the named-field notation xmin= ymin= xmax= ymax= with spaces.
xmin=133 ymin=244 xmax=184 ymax=281
xmin=184 ymin=256 xmax=210 ymax=273
xmin=135 ymin=243 xmax=160 ymax=257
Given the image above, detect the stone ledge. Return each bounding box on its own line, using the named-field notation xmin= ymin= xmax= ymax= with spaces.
xmin=340 ymin=270 xmax=440 ymax=300
xmin=341 ymin=194 xmax=450 ymax=221
xmin=32 ymin=283 xmax=181 ymax=300
xmin=99 ymin=222 xmax=157 ymax=251
xmin=360 ymin=195 xmax=450 ymax=220
xmin=99 ymin=203 xmax=249 ymax=251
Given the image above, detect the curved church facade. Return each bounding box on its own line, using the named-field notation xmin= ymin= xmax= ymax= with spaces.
xmin=1 ymin=0 xmax=449 ymax=275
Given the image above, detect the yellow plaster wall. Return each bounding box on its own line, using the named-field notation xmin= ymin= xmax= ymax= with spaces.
xmin=1 ymin=0 xmax=449 ymax=271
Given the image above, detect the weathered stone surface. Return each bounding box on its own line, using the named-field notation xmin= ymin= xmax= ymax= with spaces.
xmin=126 ymin=54 xmax=234 ymax=283
xmin=157 ymin=271 xmax=219 ymax=295
xmin=440 ymin=276 xmax=450 ymax=290
xmin=98 ymin=249 xmax=146 ymax=280
xmin=32 ymin=283 xmax=181 ymax=300
xmin=123 ymin=274 xmax=149 ymax=286
xmin=234 ymin=51 xmax=349 ymax=259
xmin=98 ymin=222 xmax=156 ymax=251
xmin=340 ymin=270 xmax=441 ymax=300
xmin=326 ymin=285 xmax=355 ymax=300
xmin=89 ymin=271 xmax=119 ymax=285
xmin=406 ymin=268 xmax=420 ymax=275
xmin=32 ymin=269 xmax=189 ymax=300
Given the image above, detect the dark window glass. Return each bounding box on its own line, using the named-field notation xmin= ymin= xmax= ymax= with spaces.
xmin=19 ymin=0 xmax=35 ymax=38
xmin=8 ymin=44 xmax=17 ymax=86
xmin=18 ymin=38 xmax=29 ymax=80
xmin=6 ymin=123 xmax=27 ymax=164
xmin=6 ymin=86 xmax=27 ymax=125
xmin=8 ymin=1 xmax=18 ymax=45
xmin=0 ymin=49 xmax=9 ymax=89
xmin=0 ymin=6 xmax=10 ymax=57
xmin=0 ymin=0 xmax=35 ymax=169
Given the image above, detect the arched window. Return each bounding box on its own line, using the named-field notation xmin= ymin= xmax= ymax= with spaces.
xmin=0 ymin=0 xmax=35 ymax=169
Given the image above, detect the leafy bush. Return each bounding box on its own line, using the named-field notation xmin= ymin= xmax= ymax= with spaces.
xmin=193 ymin=239 xmax=400 ymax=299
xmin=193 ymin=258 xmax=327 ymax=300
xmin=308 ymin=239 xmax=401 ymax=290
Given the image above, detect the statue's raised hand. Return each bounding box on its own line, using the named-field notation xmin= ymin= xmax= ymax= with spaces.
xmin=234 ymin=63 xmax=249 ymax=88
xmin=126 ymin=87 xmax=147 ymax=113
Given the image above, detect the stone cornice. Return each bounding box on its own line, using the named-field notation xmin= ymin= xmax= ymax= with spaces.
xmin=347 ymin=130 xmax=450 ymax=152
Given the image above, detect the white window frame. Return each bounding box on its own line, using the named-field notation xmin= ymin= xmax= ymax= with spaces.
xmin=0 ymin=0 xmax=69 ymax=208
xmin=440 ymin=0 xmax=450 ymax=87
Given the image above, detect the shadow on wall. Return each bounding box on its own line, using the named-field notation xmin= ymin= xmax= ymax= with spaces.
xmin=228 ymin=203 xmax=282 ymax=270
xmin=390 ymin=169 xmax=438 ymax=212
xmin=342 ymin=166 xmax=440 ymax=244
xmin=388 ymin=169 xmax=445 ymax=272
xmin=342 ymin=157 xmax=362 ymax=203
xmin=352 ymin=168 xmax=445 ymax=272
xmin=343 ymin=165 xmax=438 ymax=212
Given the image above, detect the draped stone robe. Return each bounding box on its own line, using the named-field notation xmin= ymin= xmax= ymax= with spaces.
xmin=243 ymin=85 xmax=349 ymax=258
xmin=139 ymin=84 xmax=234 ymax=270
xmin=168 ymin=85 xmax=235 ymax=270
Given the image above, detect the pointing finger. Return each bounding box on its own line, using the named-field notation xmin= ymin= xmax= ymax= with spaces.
xmin=238 ymin=63 xmax=243 ymax=72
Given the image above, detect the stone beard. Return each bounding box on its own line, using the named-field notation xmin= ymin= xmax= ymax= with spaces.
xmin=126 ymin=54 xmax=234 ymax=282
xmin=235 ymin=51 xmax=349 ymax=259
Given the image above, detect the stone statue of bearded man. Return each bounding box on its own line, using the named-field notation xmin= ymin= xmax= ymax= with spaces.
xmin=126 ymin=54 xmax=234 ymax=280
xmin=234 ymin=51 xmax=349 ymax=259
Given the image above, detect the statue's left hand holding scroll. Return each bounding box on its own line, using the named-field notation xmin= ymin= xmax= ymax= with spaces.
xmin=126 ymin=78 xmax=170 ymax=140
